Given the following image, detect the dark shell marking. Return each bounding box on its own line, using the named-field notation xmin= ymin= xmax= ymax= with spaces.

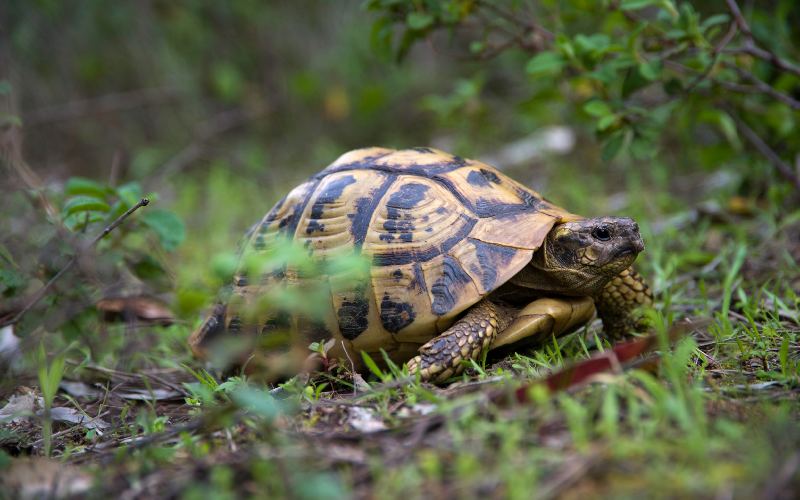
xmin=380 ymin=292 xmax=417 ymax=334
xmin=430 ymin=256 xmax=473 ymax=315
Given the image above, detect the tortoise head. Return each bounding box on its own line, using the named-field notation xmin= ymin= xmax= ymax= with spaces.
xmin=518 ymin=217 xmax=645 ymax=296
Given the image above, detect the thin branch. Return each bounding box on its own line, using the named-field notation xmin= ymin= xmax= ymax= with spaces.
xmin=722 ymin=61 xmax=800 ymax=111
xmin=478 ymin=0 xmax=555 ymax=42
xmin=724 ymin=0 xmax=753 ymax=41
xmin=724 ymin=0 xmax=800 ymax=78
xmin=22 ymin=87 xmax=179 ymax=126
xmin=31 ymin=411 xmax=111 ymax=448
xmin=0 ymin=198 xmax=150 ymax=329
xmin=713 ymin=21 xmax=738 ymax=55
xmin=729 ymin=46 xmax=800 ymax=79
xmin=719 ymin=104 xmax=800 ymax=191
xmin=663 ymin=60 xmax=800 ymax=110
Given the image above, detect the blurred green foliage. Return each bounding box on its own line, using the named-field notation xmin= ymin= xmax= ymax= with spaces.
xmin=1 ymin=0 xmax=799 ymax=373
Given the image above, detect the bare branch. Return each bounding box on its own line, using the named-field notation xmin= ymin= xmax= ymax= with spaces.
xmin=722 ymin=61 xmax=800 ymax=111
xmin=725 ymin=46 xmax=800 ymax=79
xmin=22 ymin=87 xmax=179 ymax=126
xmin=724 ymin=0 xmax=753 ymax=42
xmin=0 ymin=198 xmax=150 ymax=329
xmin=719 ymin=104 xmax=800 ymax=191
xmin=663 ymin=60 xmax=800 ymax=111
xmin=723 ymin=0 xmax=800 ymax=78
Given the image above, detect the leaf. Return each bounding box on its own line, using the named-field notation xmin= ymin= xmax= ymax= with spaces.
xmin=525 ymin=52 xmax=568 ymax=75
xmin=0 ymin=269 xmax=25 ymax=289
xmin=701 ymin=13 xmax=730 ymax=30
xmin=116 ymin=182 xmax=143 ymax=208
xmin=406 ymin=12 xmax=434 ymax=31
xmin=0 ymin=244 xmax=15 ymax=267
xmin=622 ymin=66 xmax=650 ymax=97
xmin=62 ymin=197 xmax=111 ymax=217
xmin=601 ymin=132 xmax=626 ymax=161
xmin=64 ymin=177 xmax=108 ymax=200
xmin=597 ymin=115 xmax=617 ymax=131
xmin=0 ymin=80 xmax=10 ymax=95
xmin=141 ymin=210 xmax=186 ymax=252
xmin=638 ymin=60 xmax=662 ymax=81
xmin=361 ymin=351 xmax=385 ymax=380
xmin=370 ymin=17 xmax=393 ymax=62
xmin=584 ymin=100 xmax=612 ymax=117
xmin=620 ymin=0 xmax=661 ymax=10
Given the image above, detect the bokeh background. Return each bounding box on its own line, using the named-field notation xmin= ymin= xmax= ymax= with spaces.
xmin=2 ymin=1 xmax=800 ymax=498
xmin=2 ymin=0 xmax=799 ymax=367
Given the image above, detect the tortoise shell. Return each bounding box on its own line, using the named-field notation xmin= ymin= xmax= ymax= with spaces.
xmin=190 ymin=147 xmax=583 ymax=366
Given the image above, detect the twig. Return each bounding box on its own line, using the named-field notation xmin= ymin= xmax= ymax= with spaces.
xmin=718 ymin=104 xmax=800 ymax=190
xmin=724 ymin=0 xmax=800 ymax=79
xmin=722 ymin=62 xmax=800 ymax=111
xmin=728 ymin=45 xmax=800 ymax=79
xmin=31 ymin=410 xmax=111 ymax=448
xmin=0 ymin=198 xmax=150 ymax=328
xmin=341 ymin=341 xmax=357 ymax=396
xmin=724 ymin=0 xmax=753 ymax=41
xmin=22 ymin=87 xmax=179 ymax=126
xmin=662 ymin=60 xmax=800 ymax=111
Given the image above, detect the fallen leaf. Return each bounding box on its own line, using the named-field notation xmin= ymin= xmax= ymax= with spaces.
xmin=0 ymin=391 xmax=43 ymax=424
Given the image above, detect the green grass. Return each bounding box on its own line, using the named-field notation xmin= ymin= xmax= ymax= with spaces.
xmin=3 ymin=157 xmax=799 ymax=499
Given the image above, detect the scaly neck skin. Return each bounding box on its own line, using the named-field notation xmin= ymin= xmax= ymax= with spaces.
xmin=508 ymin=240 xmax=610 ymax=297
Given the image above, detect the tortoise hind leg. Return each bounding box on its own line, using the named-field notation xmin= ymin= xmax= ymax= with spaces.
xmin=592 ymin=267 xmax=653 ymax=340
xmin=406 ymin=300 xmax=514 ymax=382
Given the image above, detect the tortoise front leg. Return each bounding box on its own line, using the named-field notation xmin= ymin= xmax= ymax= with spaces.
xmin=592 ymin=267 xmax=653 ymax=340
xmin=406 ymin=300 xmax=514 ymax=382
xmin=407 ymin=296 xmax=595 ymax=383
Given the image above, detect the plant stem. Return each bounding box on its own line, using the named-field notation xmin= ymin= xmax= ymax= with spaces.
xmin=0 ymin=198 xmax=150 ymax=329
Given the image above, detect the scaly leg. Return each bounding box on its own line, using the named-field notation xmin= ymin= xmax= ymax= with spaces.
xmin=592 ymin=267 xmax=653 ymax=340
xmin=406 ymin=300 xmax=514 ymax=382
xmin=407 ymin=296 xmax=595 ymax=383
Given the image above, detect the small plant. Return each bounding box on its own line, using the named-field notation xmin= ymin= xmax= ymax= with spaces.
xmin=36 ymin=343 xmax=69 ymax=458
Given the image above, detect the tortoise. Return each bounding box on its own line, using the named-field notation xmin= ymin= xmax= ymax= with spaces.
xmin=188 ymin=147 xmax=653 ymax=382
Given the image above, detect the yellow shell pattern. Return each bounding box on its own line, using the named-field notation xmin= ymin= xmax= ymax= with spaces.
xmin=193 ymin=147 xmax=582 ymax=365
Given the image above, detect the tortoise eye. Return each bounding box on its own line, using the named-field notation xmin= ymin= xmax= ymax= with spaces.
xmin=592 ymin=227 xmax=611 ymax=241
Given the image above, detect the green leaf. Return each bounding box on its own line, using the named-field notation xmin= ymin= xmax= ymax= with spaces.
xmin=622 ymin=66 xmax=650 ymax=97
xmin=370 ymin=18 xmax=393 ymax=62
xmin=597 ymin=115 xmax=617 ymax=131
xmin=0 ymin=269 xmax=25 ymax=289
xmin=0 ymin=244 xmax=15 ymax=267
xmin=141 ymin=210 xmax=186 ymax=252
xmin=64 ymin=177 xmax=108 ymax=200
xmin=701 ymin=13 xmax=730 ymax=30
xmin=620 ymin=0 xmax=661 ymax=10
xmin=63 ymin=211 xmax=106 ymax=232
xmin=525 ymin=52 xmax=568 ymax=75
xmin=62 ymin=197 xmax=111 ymax=217
xmin=406 ymin=12 xmax=434 ymax=31
xmin=361 ymin=351 xmax=385 ymax=380
xmin=601 ymin=132 xmax=626 ymax=161
xmin=584 ymin=100 xmax=612 ymax=117
xmin=638 ymin=60 xmax=662 ymax=81
xmin=116 ymin=182 xmax=143 ymax=208
xmin=0 ymin=80 xmax=10 ymax=96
